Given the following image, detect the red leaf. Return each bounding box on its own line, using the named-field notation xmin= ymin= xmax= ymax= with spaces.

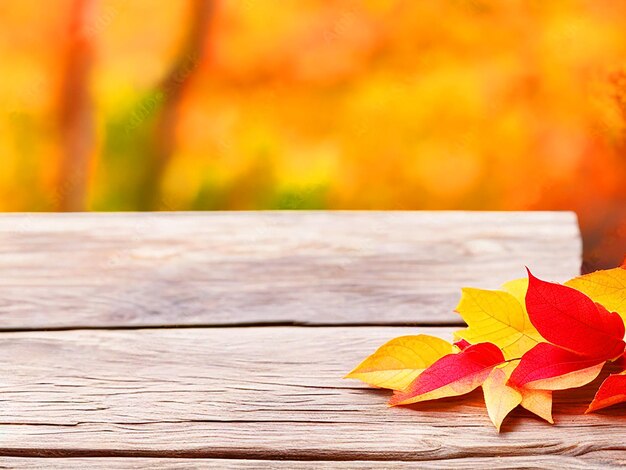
xmin=454 ymin=339 xmax=471 ymax=350
xmin=525 ymin=269 xmax=625 ymax=360
xmin=389 ymin=342 xmax=504 ymax=406
xmin=508 ymin=342 xmax=605 ymax=390
xmin=586 ymin=372 xmax=626 ymax=413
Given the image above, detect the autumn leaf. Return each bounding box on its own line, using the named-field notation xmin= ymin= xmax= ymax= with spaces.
xmin=346 ymin=263 xmax=626 ymax=431
xmin=565 ymin=262 xmax=626 ymax=322
xmin=501 ymin=278 xmax=528 ymax=303
xmin=504 ymin=270 xmax=626 ymax=417
xmin=481 ymin=361 xmax=553 ymax=428
xmin=481 ymin=364 xmax=522 ymax=431
xmin=586 ymin=371 xmax=626 ymax=413
xmin=519 ymin=389 xmax=553 ymax=424
xmin=345 ymin=335 xmax=454 ymax=390
xmin=525 ymin=269 xmax=625 ymax=360
xmin=454 ymin=280 xmax=541 ymax=359
xmin=389 ymin=342 xmax=504 ymax=406
xmin=454 ymin=338 xmax=471 ymax=350
xmin=508 ymin=342 xmax=605 ymax=390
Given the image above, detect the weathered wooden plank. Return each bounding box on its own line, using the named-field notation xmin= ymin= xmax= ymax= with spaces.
xmin=0 ymin=456 xmax=618 ymax=469
xmin=0 ymin=326 xmax=624 ymax=464
xmin=0 ymin=211 xmax=580 ymax=328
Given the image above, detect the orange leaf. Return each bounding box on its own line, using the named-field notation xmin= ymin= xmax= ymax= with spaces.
xmin=586 ymin=371 xmax=626 ymax=413
xmin=389 ymin=342 xmax=504 ymax=406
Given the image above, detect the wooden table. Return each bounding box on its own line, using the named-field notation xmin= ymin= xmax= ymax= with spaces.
xmin=0 ymin=211 xmax=622 ymax=468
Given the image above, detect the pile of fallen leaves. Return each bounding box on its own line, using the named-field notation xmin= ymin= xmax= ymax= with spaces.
xmin=346 ymin=259 xmax=626 ymax=431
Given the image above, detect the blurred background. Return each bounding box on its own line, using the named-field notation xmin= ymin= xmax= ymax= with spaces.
xmin=0 ymin=0 xmax=624 ymax=270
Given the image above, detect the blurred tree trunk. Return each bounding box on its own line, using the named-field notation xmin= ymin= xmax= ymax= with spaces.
xmin=56 ymin=0 xmax=97 ymax=211
xmin=138 ymin=0 xmax=215 ymax=210
xmin=580 ymin=70 xmax=626 ymax=272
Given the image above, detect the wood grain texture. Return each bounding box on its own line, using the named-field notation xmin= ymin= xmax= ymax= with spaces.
xmin=0 ymin=326 xmax=624 ymax=465
xmin=0 ymin=211 xmax=590 ymax=466
xmin=0 ymin=456 xmax=620 ymax=469
xmin=0 ymin=211 xmax=581 ymax=328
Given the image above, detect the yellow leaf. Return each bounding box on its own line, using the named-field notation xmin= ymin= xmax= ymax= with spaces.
xmin=481 ymin=361 xmax=553 ymax=429
xmin=482 ymin=365 xmax=522 ymax=432
xmin=501 ymin=278 xmax=528 ymax=303
xmin=565 ymin=266 xmax=626 ymax=322
xmin=345 ymin=335 xmax=453 ymax=390
xmin=520 ymin=389 xmax=553 ymax=424
xmin=454 ymin=281 xmax=542 ymax=359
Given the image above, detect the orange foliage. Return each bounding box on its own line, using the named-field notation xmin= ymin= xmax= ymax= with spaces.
xmin=0 ymin=0 xmax=624 ymax=266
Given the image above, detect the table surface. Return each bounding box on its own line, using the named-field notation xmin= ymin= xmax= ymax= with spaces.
xmin=1 ymin=211 xmax=620 ymax=468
